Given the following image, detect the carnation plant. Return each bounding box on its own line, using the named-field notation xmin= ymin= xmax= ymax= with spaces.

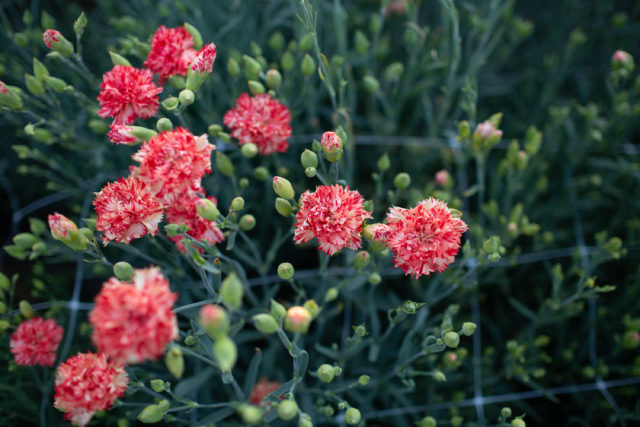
xmin=1 ymin=0 xmax=639 ymax=426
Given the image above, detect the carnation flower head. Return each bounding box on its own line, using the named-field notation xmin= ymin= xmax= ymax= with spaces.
xmin=131 ymin=127 xmax=214 ymax=203
xmin=382 ymin=198 xmax=468 ymax=278
xmin=144 ymin=25 xmax=197 ymax=84
xmin=54 ymin=352 xmax=128 ymax=426
xmin=107 ymin=124 xmax=137 ymax=145
xmin=10 ymin=317 xmax=63 ymax=367
xmin=294 ymin=184 xmax=371 ymax=255
xmin=48 ymin=212 xmax=78 ymax=240
xmin=97 ymin=65 xmax=162 ymax=125
xmin=89 ymin=267 xmax=178 ymax=364
xmin=0 ymin=80 xmax=8 ymax=95
xmin=249 ymin=378 xmax=283 ymax=405
xmin=42 ymin=29 xmax=61 ymax=48
xmin=191 ymin=43 xmax=217 ymax=73
xmin=165 ymin=193 xmax=225 ymax=253
xmin=223 ymin=93 xmax=292 ymax=155
xmin=93 ymin=176 xmax=164 ymax=244
xmin=321 ymin=131 xmax=342 ymax=151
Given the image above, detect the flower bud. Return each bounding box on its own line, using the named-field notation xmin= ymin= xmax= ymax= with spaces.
xmin=221 ymin=272 xmax=244 ymax=310
xmin=622 ymin=330 xmax=640 ymax=349
xmin=324 ymin=287 xmax=338 ymax=302
xmin=299 ymin=33 xmax=314 ymax=51
xmin=285 ymin=306 xmax=312 ymax=334
xmin=196 ymin=198 xmax=219 ymax=221
xmin=273 ymin=176 xmax=294 ymax=199
xmin=363 ymin=75 xmax=379 ymax=93
xmin=183 ymin=22 xmax=203 ymax=49
xmin=511 ymin=419 xmax=525 ymax=427
xmin=443 ymin=331 xmax=460 ymax=348
xmin=317 ymin=364 xmax=335 ymax=383
xmin=254 ymin=166 xmax=269 ymax=181
xmin=473 ymin=120 xmax=503 ymax=150
xmin=239 ymin=404 xmax=262 ymax=425
xmin=25 ymin=74 xmax=45 ymax=95
xmin=243 ymin=55 xmax=262 ymax=80
xmin=278 ymin=400 xmax=298 ymax=421
xmin=113 ymin=261 xmax=134 ymax=281
xmin=304 ymin=299 xmax=320 ymax=318
xmin=231 ymin=197 xmax=245 ymax=211
xmin=32 ymin=58 xmax=49 ymax=82
xmin=612 ymin=50 xmax=634 ymax=71
xmin=252 ymin=313 xmax=278 ymax=334
xmin=109 ymin=51 xmax=131 ymax=67
xmin=266 ymin=69 xmax=282 ymax=90
xmin=434 ymin=370 xmax=447 ymax=382
xmin=0 ymin=81 xmax=23 ymax=110
xmin=501 ymin=407 xmax=512 ymax=418
xmin=354 ymin=251 xmax=370 ymax=269
xmin=239 ymin=214 xmax=256 ymax=231
xmin=138 ymin=403 xmax=166 ymax=423
xmin=241 ymin=142 xmax=258 ymax=158
xmin=299 ymin=413 xmax=313 ymax=427
xmin=354 ymin=30 xmax=369 ymax=54
xmin=165 ymin=346 xmax=184 ymax=379
xmin=178 ymin=89 xmax=195 ymax=106
xmin=162 ymin=96 xmax=179 ymax=111
xmin=305 ymin=167 xmax=317 ymax=178
xmin=301 ymin=149 xmax=318 ymax=169
xmin=42 ymin=29 xmax=73 ymax=56
xmin=269 ymin=31 xmax=285 ymax=51
xmin=301 ymin=54 xmax=315 ymax=77
xmin=359 ymin=375 xmax=370 ymax=385
xmin=227 ymin=57 xmax=240 ymax=78
xmin=277 ymin=262 xmax=294 ymax=280
xmin=216 ymin=152 xmax=234 ymax=176
xmin=320 ymin=131 xmax=343 ymax=162
xmin=0 ymin=273 xmax=9 ymax=291
xmin=48 ymin=213 xmax=88 ymax=251
xmin=214 ymin=336 xmax=237 ymax=372
xmin=185 ymin=42 xmax=217 ymax=91
xmin=417 ymin=416 xmax=437 ymax=427
xmin=368 ymin=272 xmax=381 ymax=285
xmin=44 ymin=75 xmax=68 ymax=93
xmin=149 ymin=379 xmax=165 ymax=393
xmin=184 ymin=335 xmax=196 ymax=345
xmin=200 ymin=304 xmax=230 ymax=340
xmin=32 ymin=241 xmax=47 ymax=256
xmin=435 ymin=170 xmax=450 ymax=187
xmin=275 ymin=198 xmax=292 ymax=217
xmin=13 ymin=233 xmax=37 ymax=250
xmin=248 ymin=80 xmax=265 ymax=95
xmin=19 ymin=300 xmax=34 ymax=319
xmin=281 ymin=51 xmax=295 ymax=72
xmin=239 ymin=178 xmax=249 ymax=188
xmin=393 ymin=172 xmax=411 ymax=190
xmin=377 ymin=153 xmax=390 ymax=171
xmin=271 ymin=299 xmax=287 ymax=320
xmin=164 ymin=224 xmax=180 ymax=237
xmin=461 ymin=322 xmax=477 ymax=336
xmin=208 ymin=124 xmax=222 ymax=137
xmin=345 ymin=408 xmax=361 ymax=425
xmin=383 ymin=62 xmax=404 ymax=83
xmin=156 ymin=118 xmax=173 ymax=132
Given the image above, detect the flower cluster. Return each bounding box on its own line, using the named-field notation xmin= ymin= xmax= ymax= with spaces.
xmin=10 ymin=317 xmax=63 ymax=367
xmin=54 ymin=353 xmax=128 ymax=426
xmin=294 ymin=184 xmax=371 ymax=255
xmin=89 ymin=267 xmax=178 ymax=364
xmin=144 ymin=25 xmax=197 ymax=84
xmin=224 ymin=93 xmax=292 ymax=155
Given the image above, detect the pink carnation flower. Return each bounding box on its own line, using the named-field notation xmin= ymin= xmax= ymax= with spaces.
xmin=42 ymin=29 xmax=61 ymax=48
xmin=475 ymin=120 xmax=502 ymax=140
xmin=48 ymin=212 xmax=78 ymax=240
xmin=93 ymin=176 xmax=164 ymax=244
xmin=223 ymin=93 xmax=292 ymax=155
xmin=89 ymin=267 xmax=178 ymax=364
xmin=97 ymin=65 xmax=162 ymax=125
xmin=321 ymin=131 xmax=342 ymax=151
xmin=165 ymin=193 xmax=225 ymax=253
xmin=381 ymin=198 xmax=468 ymax=278
xmin=10 ymin=317 xmax=63 ymax=367
xmin=54 ymin=352 xmax=128 ymax=426
xmin=107 ymin=124 xmax=137 ymax=145
xmin=294 ymin=184 xmax=371 ymax=255
xmin=144 ymin=26 xmax=197 ymax=84
xmin=191 ymin=43 xmax=217 ymax=73
xmin=131 ymin=127 xmax=215 ymax=203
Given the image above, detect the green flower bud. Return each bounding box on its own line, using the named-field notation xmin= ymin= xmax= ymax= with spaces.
xmin=200 ymin=304 xmax=230 ymax=340
xmin=271 ymin=299 xmax=287 ymax=320
xmin=184 ymin=335 xmax=196 ymax=345
xmin=239 ymin=214 xmax=256 ymax=231
xmin=178 ymin=89 xmax=194 ymax=106
xmin=285 ymin=306 xmax=312 ymax=334
xmin=461 ymin=322 xmax=477 ymax=336
xmin=354 ymin=30 xmax=369 ymax=54
xmin=266 ymin=69 xmax=282 ymax=90
xmin=0 ymin=302 xmax=6 ymax=314
xmin=277 ymin=262 xmax=294 ymax=280
xmin=227 ymin=57 xmax=240 ymax=78
xmin=363 ymin=75 xmax=379 ymax=93
xmin=417 ymin=416 xmax=437 ymax=427
xmin=324 ymin=287 xmax=338 ymax=302
xmin=443 ymin=331 xmax=460 ymax=348
xmin=239 ymin=177 xmax=249 ymax=188
xmin=377 ymin=153 xmax=390 ymax=171
xmin=208 ymin=124 xmax=222 ymax=137
xmin=358 ymin=375 xmax=370 ymax=385
xmin=317 ymin=364 xmax=335 ymax=383
xmin=241 ymin=142 xmax=258 ymax=158
xmin=243 ymin=55 xmax=262 ymax=80
xmin=394 ymin=172 xmax=411 ymax=190
xmin=164 ymin=224 xmax=180 ymax=237
xmin=345 ymin=408 xmax=361 ymax=425
xmin=25 ymin=74 xmax=45 ymax=95
xmin=214 ymin=336 xmax=237 ymax=372
xmin=434 ymin=370 xmax=447 ymax=382
xmin=501 ymin=407 xmax=512 ymax=418
xmin=216 ymin=152 xmax=234 ymax=177
xmin=165 ymin=346 xmax=184 ymax=379
xmin=138 ymin=403 xmax=166 ymax=423
xmin=87 ymin=119 xmax=108 ymax=134
xmin=156 ymin=118 xmax=173 ymax=132
xmin=252 ymin=313 xmax=278 ymax=334
xmin=32 ymin=241 xmax=47 ymax=256
xmin=303 ymin=299 xmax=320 ymax=318
xmin=221 ymin=272 xmax=244 ymax=310
xmin=301 ymin=54 xmax=315 ymax=77
xmin=299 ymin=413 xmax=313 ymax=427
xmin=273 ymin=176 xmax=294 ymax=199
xmin=299 ymin=33 xmax=314 ymax=51
xmin=248 ymin=80 xmax=265 ymax=95
xmin=19 ymin=300 xmax=34 ymax=319
xmin=168 ymin=76 xmax=186 ymax=89
xmin=278 ymin=400 xmax=298 ymax=421
xmin=301 ymin=149 xmax=318 ymax=169
xmin=150 ymin=379 xmax=165 ymax=393
xmin=44 ymin=30 xmax=73 ymax=56
xmin=162 ymin=97 xmax=179 ymax=111
xmin=44 ymin=76 xmax=67 ymax=93
xmin=183 ymin=23 xmax=203 ymax=49
xmin=109 ymin=51 xmax=131 ymax=67
xmin=383 ymin=62 xmax=404 ymax=83
xmin=354 ymin=251 xmax=370 ymax=269
xmin=368 ymin=273 xmax=381 ymax=285
xmin=281 ymin=51 xmax=295 ymax=72
xmin=13 ymin=233 xmax=37 ymax=250
xmin=254 ymin=166 xmax=269 ymax=181
xmin=113 ymin=261 xmax=134 ymax=281
xmin=231 ymin=197 xmax=245 ymax=211
xmin=195 ymin=198 xmax=219 ymax=221
xmin=268 ymin=31 xmax=285 ymax=51
xmin=0 ymin=273 xmax=9 ymax=291
xmin=511 ymin=419 xmax=525 ymax=427
xmin=73 ymin=11 xmax=88 ymax=37
xmin=239 ymin=404 xmax=262 ymax=425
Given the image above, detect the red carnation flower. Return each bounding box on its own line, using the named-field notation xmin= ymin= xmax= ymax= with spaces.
xmin=249 ymin=378 xmax=283 ymax=405
xmin=191 ymin=43 xmax=217 ymax=73
xmin=131 ymin=127 xmax=215 ymax=203
xmin=107 ymin=124 xmax=137 ymax=145
xmin=93 ymin=176 xmax=164 ymax=244
xmin=144 ymin=26 xmax=197 ymax=84
xmin=0 ymin=80 xmax=8 ymax=95
xmin=165 ymin=193 xmax=225 ymax=253
xmin=54 ymin=352 xmax=128 ymax=426
xmin=223 ymin=93 xmax=292 ymax=155
xmin=382 ymin=198 xmax=468 ymax=278
xmin=294 ymin=184 xmax=371 ymax=255
xmin=89 ymin=267 xmax=178 ymax=364
xmin=10 ymin=317 xmax=63 ymax=367
xmin=97 ymin=65 xmax=162 ymax=125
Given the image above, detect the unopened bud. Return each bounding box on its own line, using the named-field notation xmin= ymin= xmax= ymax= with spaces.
xmin=243 ymin=55 xmax=262 ymax=80
xmin=164 ymin=224 xmax=179 ymax=237
xmin=42 ymin=29 xmax=73 ymax=56
xmin=417 ymin=416 xmax=437 ymax=427
xmin=270 ymin=299 xmax=287 ymax=320
xmin=268 ymin=31 xmax=285 ymax=51
xmin=266 ymin=69 xmax=282 ymax=90
xmin=324 ymin=287 xmax=338 ymax=302
xmin=254 ymin=166 xmax=269 ymax=181
xmin=165 ymin=346 xmax=184 ymax=378
xmin=278 ymin=400 xmax=298 ymax=421
xmin=377 ymin=153 xmax=390 ymax=171
xmin=220 ymin=272 xmax=244 ymax=310
xmin=354 ymin=251 xmax=370 ymax=269
xmin=511 ymin=419 xmax=526 ymax=427
xmin=363 ymin=75 xmax=379 ymax=93
xmin=113 ymin=261 xmax=134 ymax=281
xmin=301 ymin=54 xmax=315 ymax=77
xmin=239 ymin=404 xmax=262 ymax=425
xmin=196 ymin=198 xmax=219 ymax=221
xmin=248 ymin=80 xmax=265 ymax=95
xmin=273 ymin=176 xmax=294 ymax=199
xmin=394 ymin=172 xmax=411 ymax=190
xmin=178 ymin=89 xmax=194 ymax=106
xmin=305 ymin=167 xmax=317 ymax=178
xmin=48 ymin=213 xmax=88 ymax=251
xmin=285 ymin=306 xmax=312 ymax=334
xmin=277 ymin=262 xmax=294 ymax=280
xmin=109 ymin=51 xmax=131 ymax=67
xmin=501 ymin=407 xmax=512 ymax=418
xmin=301 ymin=149 xmax=318 ymax=168
xmin=354 ymin=30 xmax=370 ymax=54
xmin=216 ymin=152 xmax=234 ymax=176
xmin=239 ymin=214 xmax=256 ymax=231
xmin=443 ymin=331 xmax=460 ymax=348
xmin=434 ymin=370 xmax=447 ymax=382
xmin=138 ymin=403 xmax=166 ymax=423
xmin=44 ymin=76 xmax=68 ymax=93
xmin=359 ymin=375 xmax=370 ymax=385
xmin=227 ymin=57 xmax=240 ymax=78
xmin=252 ymin=313 xmax=278 ymax=334
xmin=345 ymin=408 xmax=361 ymax=425
xmin=317 ymin=364 xmax=336 ymax=383
xmin=13 ymin=233 xmax=37 ymax=250
xmin=241 ymin=142 xmax=258 ymax=158
xmin=183 ymin=22 xmax=203 ymax=49
xmin=383 ymin=62 xmax=404 ymax=83
xmin=281 ymin=51 xmax=295 ymax=72
xmin=214 ymin=336 xmax=237 ymax=372
xmin=461 ymin=322 xmax=477 ymax=336
xmin=231 ymin=197 xmax=245 ymax=211
xmin=19 ymin=300 xmax=34 ymax=318
xmin=200 ymin=304 xmax=230 ymax=340
xmin=303 ymin=299 xmax=320 ymax=318
xmin=156 ymin=118 xmax=172 ymax=132
xmin=368 ymin=272 xmax=381 ymax=285
xmin=162 ymin=96 xmax=179 ymax=111
xmin=208 ymin=124 xmax=222 ymax=137
xmin=149 ymin=379 xmax=165 ymax=393
xmin=25 ymin=74 xmax=45 ymax=95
